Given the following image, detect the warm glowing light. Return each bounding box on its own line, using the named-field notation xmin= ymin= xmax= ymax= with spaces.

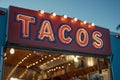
xmin=91 ymin=23 xmax=95 ymax=26
xmin=42 ymin=58 xmax=44 ymax=60
xmin=57 ymin=57 xmax=60 ymax=59
xmin=10 ymin=77 xmax=14 ymax=80
xmin=56 ymin=67 xmax=58 ymax=69
xmin=10 ymin=48 xmax=15 ymax=54
xmin=62 ymin=66 xmax=64 ymax=68
xmin=88 ymin=24 xmax=92 ymax=28
xmin=47 ymin=61 xmax=50 ymax=64
xmin=52 ymin=69 xmax=54 ymax=71
xmin=29 ymin=53 xmax=31 ymax=56
xmin=44 ymin=63 xmax=46 ymax=65
xmin=52 ymin=12 xmax=56 ymax=17
xmin=4 ymin=53 xmax=6 ymax=57
xmin=33 ymin=63 xmax=35 ymax=66
xmin=83 ymin=21 xmax=87 ymax=24
xmin=49 ymin=55 xmax=51 ymax=57
xmin=4 ymin=57 xmax=7 ymax=60
xmin=39 ymin=10 xmax=44 ymax=14
xmin=74 ymin=17 xmax=78 ymax=21
xmin=63 ymin=15 xmax=67 ymax=19
xmin=53 ymin=58 xmax=56 ymax=60
xmin=26 ymin=66 xmax=29 ymax=68
xmin=47 ymin=71 xmax=49 ymax=73
xmin=68 ymin=63 xmax=71 ymax=66
xmin=51 ymin=60 xmax=53 ymax=62
xmin=74 ymin=56 xmax=78 ymax=62
xmin=87 ymin=57 xmax=94 ymax=67
xmin=44 ymin=56 xmax=47 ymax=58
xmin=36 ymin=61 xmax=38 ymax=64
xmin=59 ymin=67 xmax=61 ymax=69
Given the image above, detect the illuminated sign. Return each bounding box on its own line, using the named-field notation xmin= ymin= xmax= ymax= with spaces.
xmin=8 ymin=6 xmax=111 ymax=56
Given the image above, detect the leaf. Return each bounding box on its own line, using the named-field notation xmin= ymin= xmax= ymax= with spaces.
xmin=116 ymin=24 xmax=120 ymax=30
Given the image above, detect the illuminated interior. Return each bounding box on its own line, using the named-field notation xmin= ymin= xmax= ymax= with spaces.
xmin=3 ymin=48 xmax=110 ymax=80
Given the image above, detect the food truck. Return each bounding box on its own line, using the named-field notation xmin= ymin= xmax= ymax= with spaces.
xmin=0 ymin=6 xmax=120 ymax=80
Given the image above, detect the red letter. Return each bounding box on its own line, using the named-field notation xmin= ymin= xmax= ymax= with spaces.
xmin=58 ymin=24 xmax=72 ymax=44
xmin=92 ymin=31 xmax=103 ymax=49
xmin=76 ymin=28 xmax=89 ymax=47
xmin=16 ymin=14 xmax=35 ymax=38
xmin=37 ymin=20 xmax=55 ymax=41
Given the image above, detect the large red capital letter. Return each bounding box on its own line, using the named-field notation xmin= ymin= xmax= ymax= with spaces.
xmin=58 ymin=24 xmax=72 ymax=44
xmin=37 ymin=20 xmax=55 ymax=41
xmin=16 ymin=14 xmax=35 ymax=38
xmin=92 ymin=31 xmax=103 ymax=49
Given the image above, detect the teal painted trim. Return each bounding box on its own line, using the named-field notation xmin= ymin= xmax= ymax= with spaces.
xmin=110 ymin=32 xmax=120 ymax=80
xmin=0 ymin=8 xmax=7 ymax=46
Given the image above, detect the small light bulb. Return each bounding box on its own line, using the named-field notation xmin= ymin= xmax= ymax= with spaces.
xmin=27 ymin=66 xmax=29 ymax=68
xmin=68 ymin=63 xmax=71 ymax=66
xmin=45 ymin=56 xmax=47 ymax=58
xmin=74 ymin=17 xmax=77 ymax=21
xmin=10 ymin=48 xmax=15 ymax=54
xmin=63 ymin=15 xmax=67 ymax=19
xmin=49 ymin=55 xmax=51 ymax=57
xmin=39 ymin=10 xmax=44 ymax=14
xmin=83 ymin=21 xmax=87 ymax=24
xmin=91 ymin=23 xmax=95 ymax=26
xmin=52 ymin=12 xmax=56 ymax=17
xmin=36 ymin=61 xmax=38 ymax=64
xmin=62 ymin=66 xmax=64 ymax=68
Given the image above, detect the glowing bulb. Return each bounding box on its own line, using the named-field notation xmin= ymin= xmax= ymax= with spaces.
xmin=36 ymin=61 xmax=38 ymax=64
xmin=42 ymin=58 xmax=44 ymax=60
xmin=39 ymin=10 xmax=44 ymax=14
xmin=59 ymin=67 xmax=61 ymax=69
xmin=27 ymin=66 xmax=29 ymax=68
xmin=45 ymin=56 xmax=47 ymax=58
xmin=62 ymin=66 xmax=64 ymax=68
xmin=49 ymin=55 xmax=51 ymax=57
xmin=56 ymin=67 xmax=58 ymax=69
xmin=52 ymin=12 xmax=56 ymax=17
xmin=52 ymin=69 xmax=54 ymax=71
xmin=10 ymin=77 xmax=14 ymax=80
xmin=68 ymin=63 xmax=71 ymax=66
xmin=63 ymin=15 xmax=67 ymax=19
xmin=83 ymin=21 xmax=87 ymax=24
xmin=87 ymin=57 xmax=94 ymax=67
xmin=39 ymin=60 xmax=41 ymax=62
xmin=51 ymin=60 xmax=53 ymax=62
xmin=91 ymin=23 xmax=95 ymax=26
xmin=10 ymin=48 xmax=15 ymax=54
xmin=74 ymin=17 xmax=78 ymax=21
xmin=29 ymin=53 xmax=31 ymax=56
xmin=53 ymin=58 xmax=56 ymax=60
